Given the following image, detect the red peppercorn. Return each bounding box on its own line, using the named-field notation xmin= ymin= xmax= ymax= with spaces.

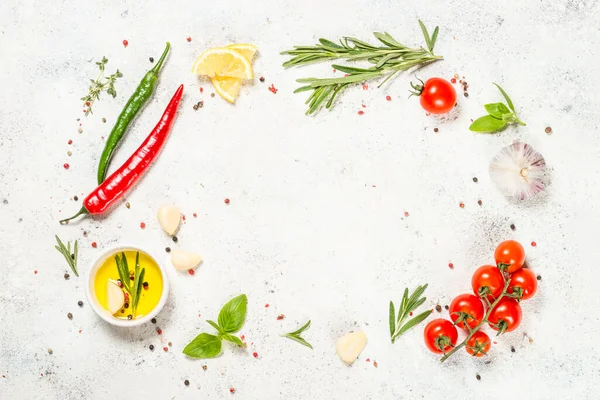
xmin=404 ymin=211 xmax=409 ymax=217
xmin=140 ymin=222 xmax=146 ymax=229
xmin=451 ymin=78 xmax=456 ymax=84
xmin=277 ymin=314 xmax=285 ymax=320
xmin=362 ymin=84 xmax=369 ymax=90
xmin=122 ymin=39 xmax=129 ymax=47
xmin=163 ymin=347 xmax=168 ymax=352
xmin=91 ymin=242 xmax=97 ymax=248
xmin=63 ymin=163 xmax=70 ymax=169
xmin=200 ymin=87 xmax=204 ymax=93
xmin=229 ymin=388 xmax=235 ymax=393
xmin=253 ymin=352 xmax=258 ymax=358
xmin=409 ymin=312 xmax=413 ymax=316
xmin=157 ymin=328 xmax=162 ymax=335
xmin=265 ymin=304 xmax=269 ymax=308
xmin=531 ymin=241 xmax=537 ymax=247
xmin=34 ymin=270 xmax=38 ymax=274
xmin=373 ymin=361 xmax=378 ymax=368
xmin=459 ymin=202 xmax=465 ymax=208
xmin=448 ymin=262 xmax=454 ymax=269
xmin=188 ymin=269 xmax=195 ymax=275
xmin=182 ymin=215 xmax=186 ymax=221
xmin=68 ymin=140 xmax=73 ymax=145
xmin=240 ymin=335 xmax=245 ymax=341
xmin=224 ymin=198 xmax=230 ymax=204
xmin=193 ymin=213 xmax=197 ymax=218
xmin=386 ymin=95 xmax=391 ymax=101
xmin=357 ymin=110 xmax=364 ymax=115
xmin=186 ymin=36 xmax=192 ymax=42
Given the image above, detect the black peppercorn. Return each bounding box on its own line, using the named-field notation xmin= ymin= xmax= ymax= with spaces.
xmin=149 ymin=344 xmax=154 ymax=351
xmin=127 ymin=315 xmax=133 ymax=320
xmin=151 ymin=318 xmax=157 ymax=324
xmin=64 ymin=272 xmax=70 ymax=280
xmin=536 ymin=275 xmax=542 ymax=281
xmin=67 ymin=312 xmax=73 ymax=320
xmin=184 ymin=379 xmax=189 ymax=386
xmin=124 ymin=303 xmax=129 ymax=309
xmin=143 ymin=282 xmax=149 ymax=287
xmin=510 ymin=224 xmax=516 ymax=230
xmin=477 ymin=199 xmax=483 ymax=206
xmin=74 ymin=195 xmax=79 ymax=201
xmin=149 ymin=57 xmax=154 ymax=63
xmin=511 ymin=346 xmax=515 ymax=353
xmin=464 ymin=92 xmax=469 ymax=97
xmin=78 ymin=301 xmax=83 ymax=307
xmin=444 ymin=305 xmax=449 ymax=310
xmin=435 ymin=305 xmax=442 ymax=312
xmin=165 ymin=247 xmax=171 ymax=253
xmin=476 ymin=374 xmax=481 ymax=381
xmin=259 ymin=77 xmax=265 ymax=82
xmin=433 ymin=128 xmax=439 ymax=133
xmin=172 ymin=236 xmax=178 ymax=243
xmin=472 ymin=177 xmax=478 ymax=183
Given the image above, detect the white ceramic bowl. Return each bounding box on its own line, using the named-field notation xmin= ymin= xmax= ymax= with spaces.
xmin=86 ymin=244 xmax=170 ymax=327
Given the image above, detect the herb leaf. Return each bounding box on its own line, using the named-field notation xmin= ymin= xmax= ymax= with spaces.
xmin=390 ymin=284 xmax=431 ymax=343
xmin=81 ymin=58 xmax=123 ymax=116
xmin=493 ymin=83 xmax=515 ymax=112
xmin=484 ymin=103 xmax=511 ymax=119
xmin=221 ymin=333 xmax=245 ymax=347
xmin=282 ymin=320 xmax=313 ymax=350
xmin=217 ymin=294 xmax=248 ymax=333
xmin=54 ymin=235 xmax=79 ymax=277
xmin=469 ymin=115 xmax=508 ymax=133
xmin=182 ymin=333 xmax=222 ymax=358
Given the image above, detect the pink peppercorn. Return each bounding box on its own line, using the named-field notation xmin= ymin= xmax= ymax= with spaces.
xmin=253 ymin=352 xmax=258 ymax=358
xmin=531 ymin=241 xmax=537 ymax=247
xmin=357 ymin=111 xmax=364 ymax=115
xmin=188 ymin=269 xmax=195 ymax=275
xmin=448 ymin=263 xmax=454 ymax=269
xmin=186 ymin=37 xmax=192 ymax=42
xmin=140 ymin=222 xmax=146 ymax=229
xmin=386 ymin=95 xmax=391 ymax=101
xmin=122 ymin=40 xmax=128 ymax=47
xmin=91 ymin=242 xmax=97 ymax=248
xmin=63 ymin=163 xmax=70 ymax=169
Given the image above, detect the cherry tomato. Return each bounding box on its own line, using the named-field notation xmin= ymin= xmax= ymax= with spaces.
xmin=423 ymin=319 xmax=458 ymax=354
xmin=471 ymin=265 xmax=504 ymax=300
xmin=466 ymin=331 xmax=491 ymax=357
xmin=488 ymin=298 xmax=522 ymax=334
xmin=411 ymin=77 xmax=457 ymax=114
xmin=494 ymin=240 xmax=525 ymax=273
xmin=449 ymin=294 xmax=484 ymax=331
xmin=508 ymin=268 xmax=537 ymax=300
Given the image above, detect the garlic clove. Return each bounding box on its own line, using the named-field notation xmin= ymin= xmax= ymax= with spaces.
xmin=336 ymin=330 xmax=367 ymax=365
xmin=171 ymin=249 xmax=203 ymax=271
xmin=157 ymin=204 xmax=181 ymax=235
xmin=106 ymin=280 xmax=125 ymax=315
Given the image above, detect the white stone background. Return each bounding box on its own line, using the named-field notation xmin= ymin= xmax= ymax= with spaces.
xmin=1 ymin=0 xmax=599 ymax=399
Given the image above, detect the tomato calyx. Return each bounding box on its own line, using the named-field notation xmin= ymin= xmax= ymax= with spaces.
xmin=452 ymin=311 xmax=476 ymax=331
xmin=477 ymin=286 xmax=493 ymax=301
xmin=507 ymin=287 xmax=524 ymax=301
xmin=466 ymin=339 xmax=490 ymax=357
xmin=434 ymin=335 xmax=454 ymax=353
xmin=408 ymin=78 xmax=425 ymax=97
xmin=496 ymin=262 xmax=511 ymax=274
xmin=491 ymin=320 xmax=509 ymax=335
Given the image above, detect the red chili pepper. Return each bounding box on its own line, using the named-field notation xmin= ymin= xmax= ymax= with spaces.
xmin=60 ymin=85 xmax=184 ymax=224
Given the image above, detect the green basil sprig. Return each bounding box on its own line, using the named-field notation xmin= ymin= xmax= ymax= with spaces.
xmin=469 ymin=83 xmax=526 ymax=133
xmin=183 ymin=294 xmax=248 ymax=359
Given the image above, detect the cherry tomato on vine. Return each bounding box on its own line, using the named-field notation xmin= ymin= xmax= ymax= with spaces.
xmin=508 ymin=268 xmax=537 ymax=300
xmin=494 ymin=240 xmax=526 ymax=273
xmin=409 ymin=77 xmax=457 ymax=114
xmin=471 ymin=265 xmax=504 ymax=300
xmin=466 ymin=331 xmax=491 ymax=357
xmin=449 ymin=294 xmax=485 ymax=331
xmin=423 ymin=319 xmax=458 ymax=354
xmin=488 ymin=298 xmax=522 ymax=334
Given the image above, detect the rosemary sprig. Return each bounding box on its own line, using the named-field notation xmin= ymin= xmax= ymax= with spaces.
xmin=54 ymin=235 xmax=79 ymax=277
xmin=114 ymin=252 xmax=145 ymax=318
xmin=281 ymin=20 xmax=442 ymax=115
xmin=281 ymin=320 xmax=313 ymax=349
xmin=81 ymin=57 xmax=123 ymax=116
xmin=389 ymin=284 xmax=432 ymax=343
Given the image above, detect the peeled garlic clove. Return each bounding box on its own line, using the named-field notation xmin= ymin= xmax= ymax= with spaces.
xmin=336 ymin=330 xmax=367 ymax=365
xmin=171 ymin=249 xmax=203 ymax=271
xmin=157 ymin=204 xmax=181 ymax=235
xmin=106 ymin=280 xmax=125 ymax=315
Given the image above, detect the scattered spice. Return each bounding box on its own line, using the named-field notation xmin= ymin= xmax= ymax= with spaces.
xmin=172 ymin=236 xmax=178 ymax=243
xmin=163 ymin=346 xmax=168 ymax=352
xmin=188 ymin=269 xmax=195 ymax=275
xmin=464 ymin=92 xmax=469 ymax=97
xmin=404 ymin=211 xmax=409 ymax=217
xmin=448 ymin=263 xmax=454 ymax=269
xmin=268 ymin=84 xmax=278 ymax=94
xmin=73 ymin=195 xmax=78 ymax=201
xmin=451 ymin=78 xmax=456 ymax=84
xmin=125 ymin=202 xmax=130 ymax=209
xmin=67 ymin=151 xmax=72 ymax=156
xmin=34 ymin=270 xmax=38 ymax=274
xmin=477 ymin=199 xmax=483 ymax=206
xmin=78 ymin=301 xmax=84 ymax=307
xmin=510 ymin=224 xmax=516 ymax=230
xmin=67 ymin=313 xmax=73 ymax=320
xmin=91 ymin=242 xmax=97 ymax=248
xmin=433 ymin=127 xmax=439 ymax=133
xmin=277 ymin=314 xmax=285 ymax=320
xmin=459 ymin=202 xmax=465 ymax=208
xmin=149 ymin=57 xmax=154 ymax=63
xmin=184 ymin=379 xmax=190 ymax=386
xmin=68 ymin=139 xmax=73 ymax=145
xmin=128 ymin=315 xmax=133 ymax=320
xmin=531 ymin=241 xmax=537 ymax=247
xmin=265 ymin=303 xmax=269 ymax=308
xmin=63 ymin=163 xmax=70 ymax=170
xmin=435 ymin=304 xmax=442 ymax=312
xmin=151 ymin=318 xmax=157 ymax=324
xmin=510 ymin=346 xmax=515 ymax=353
xmin=536 ymin=275 xmax=541 ymax=281
xmin=149 ymin=344 xmax=154 ymax=351
xmin=357 ymin=110 xmax=364 ymax=115
xmin=157 ymin=328 xmax=162 ymax=335
xmin=224 ymin=198 xmax=230 ymax=204
xmin=230 ymin=388 xmax=235 ymax=393
xmin=186 ymin=37 xmax=192 ymax=42
xmin=545 ymin=126 xmax=552 ymax=134
xmin=140 ymin=222 xmax=146 ymax=229
xmin=168 ymin=342 xmax=173 ymax=347
xmin=202 ymin=365 xmax=207 ymax=371
xmin=193 ymin=101 xmax=203 ymax=110
xmin=165 ymin=247 xmax=171 ymax=253
xmin=122 ymin=39 xmax=129 ymax=47
xmin=78 ymin=127 xmax=83 ymax=133
xmin=386 ymin=95 xmax=391 ymax=101
xmin=472 ymin=177 xmax=478 ymax=183
xmin=64 ymin=272 xmax=70 ymax=280
xmin=253 ymin=352 xmax=258 ymax=358
xmin=48 ymin=348 xmax=53 ymax=354
xmin=193 ymin=213 xmax=197 ymax=218
xmin=200 ymin=87 xmax=204 ymax=93
xmin=102 ymin=117 xmax=106 ymax=123
xmin=373 ymin=361 xmax=378 ymax=368
xmin=210 ymin=93 xmax=215 ymax=98
xmin=476 ymin=374 xmax=481 ymax=381
xmin=259 ymin=76 xmax=265 ymax=82
xmin=444 ymin=305 xmax=449 ymax=310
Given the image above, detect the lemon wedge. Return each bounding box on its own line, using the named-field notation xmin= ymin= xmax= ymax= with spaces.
xmin=226 ymin=44 xmax=258 ymax=62
xmin=210 ymin=76 xmax=243 ymax=103
xmin=191 ymin=47 xmax=253 ymax=79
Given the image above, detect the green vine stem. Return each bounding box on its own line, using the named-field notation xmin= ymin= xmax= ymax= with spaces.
xmin=439 ymin=276 xmax=512 ymax=362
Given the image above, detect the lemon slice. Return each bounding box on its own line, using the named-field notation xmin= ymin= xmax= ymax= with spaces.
xmin=211 ymin=76 xmax=243 ymax=103
xmin=192 ymin=48 xmax=253 ymax=79
xmin=226 ymin=44 xmax=258 ymax=62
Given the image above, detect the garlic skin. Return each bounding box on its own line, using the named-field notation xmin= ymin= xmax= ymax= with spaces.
xmin=489 ymin=142 xmax=547 ymax=200
xmin=336 ymin=330 xmax=367 ymax=365
xmin=171 ymin=249 xmax=203 ymax=271
xmin=106 ymin=280 xmax=125 ymax=315
xmin=157 ymin=204 xmax=181 ymax=235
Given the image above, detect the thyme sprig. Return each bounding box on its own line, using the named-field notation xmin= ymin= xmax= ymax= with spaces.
xmin=81 ymin=57 xmax=123 ymax=116
xmin=281 ymin=20 xmax=442 ymax=115
xmin=54 ymin=235 xmax=79 ymax=277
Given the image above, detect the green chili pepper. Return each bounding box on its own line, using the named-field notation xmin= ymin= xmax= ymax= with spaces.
xmin=97 ymin=42 xmax=171 ymax=184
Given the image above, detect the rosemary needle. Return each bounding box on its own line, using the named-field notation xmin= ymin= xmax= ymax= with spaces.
xmin=55 ymin=235 xmax=79 ymax=277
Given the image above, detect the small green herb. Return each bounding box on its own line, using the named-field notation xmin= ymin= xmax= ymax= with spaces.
xmin=81 ymin=57 xmax=123 ymax=116
xmin=54 ymin=235 xmax=79 ymax=277
xmin=469 ymin=83 xmax=526 ymax=133
xmin=183 ymin=294 xmax=248 ymax=359
xmin=389 ymin=284 xmax=432 ymax=344
xmin=281 ymin=320 xmax=313 ymax=349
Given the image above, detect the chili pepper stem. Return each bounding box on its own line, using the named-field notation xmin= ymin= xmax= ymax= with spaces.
xmin=150 ymin=42 xmax=171 ymax=75
xmin=439 ymin=278 xmax=511 ymax=362
xmin=59 ymin=206 xmax=89 ymax=225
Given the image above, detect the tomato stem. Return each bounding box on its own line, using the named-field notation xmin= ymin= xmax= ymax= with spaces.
xmin=439 ymin=278 xmax=511 ymax=362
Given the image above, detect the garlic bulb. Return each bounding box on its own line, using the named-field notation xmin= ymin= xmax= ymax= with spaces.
xmin=336 ymin=330 xmax=367 ymax=365
xmin=171 ymin=249 xmax=203 ymax=271
xmin=489 ymin=142 xmax=547 ymax=200
xmin=157 ymin=204 xmax=181 ymax=235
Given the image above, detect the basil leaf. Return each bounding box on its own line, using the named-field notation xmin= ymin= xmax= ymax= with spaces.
xmin=493 ymin=83 xmax=515 ymax=112
xmin=206 ymin=320 xmax=224 ymax=334
xmin=217 ymin=294 xmax=248 ymax=333
xmin=484 ymin=103 xmax=510 ymax=119
xmin=221 ymin=333 xmax=244 ymax=347
xmin=469 ymin=115 xmax=508 ymax=133
xmin=182 ymin=333 xmax=222 ymax=359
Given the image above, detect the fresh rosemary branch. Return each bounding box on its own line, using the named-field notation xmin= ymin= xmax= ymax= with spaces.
xmin=281 ymin=20 xmax=442 ymax=115
xmin=114 ymin=252 xmax=145 ymax=317
xmin=389 ymin=284 xmax=432 ymax=343
xmin=54 ymin=235 xmax=79 ymax=277
xmin=81 ymin=57 xmax=123 ymax=116
xmin=281 ymin=320 xmax=313 ymax=349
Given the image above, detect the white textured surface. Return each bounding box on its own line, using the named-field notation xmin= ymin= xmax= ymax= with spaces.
xmin=1 ymin=0 xmax=600 ymax=399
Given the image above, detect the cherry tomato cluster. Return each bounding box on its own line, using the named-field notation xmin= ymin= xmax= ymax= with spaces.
xmin=424 ymin=240 xmax=538 ymax=360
